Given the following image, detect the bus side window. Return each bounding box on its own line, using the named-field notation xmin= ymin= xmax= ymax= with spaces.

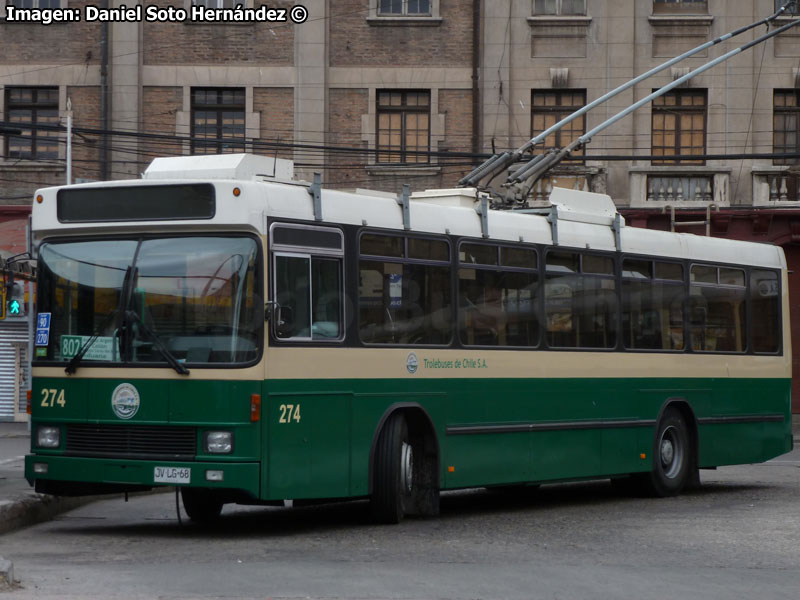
xmin=688 ymin=296 xmax=708 ymax=351
xmin=358 ymin=233 xmax=452 ymax=346
xmin=311 ymin=258 xmax=342 ymax=339
xmin=459 ymin=268 xmax=502 ymax=346
xmin=751 ymin=269 xmax=780 ymax=353
xmin=689 ymin=265 xmax=746 ymax=353
xmin=274 ymin=255 xmax=311 ymax=339
xmin=622 ymin=259 xmax=684 ymax=351
xmin=274 ymin=254 xmax=343 ymax=341
xmin=457 ymin=243 xmax=538 ymax=348
xmin=545 ymin=251 xmax=615 ymax=349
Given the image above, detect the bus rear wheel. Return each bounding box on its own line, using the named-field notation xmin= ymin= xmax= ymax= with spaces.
xmin=371 ymin=413 xmax=415 ymax=524
xmin=181 ymin=488 xmax=224 ymax=523
xmin=641 ymin=407 xmax=691 ymax=497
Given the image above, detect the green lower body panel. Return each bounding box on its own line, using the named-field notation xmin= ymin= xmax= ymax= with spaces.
xmin=27 ymin=375 xmax=793 ymax=502
xmin=263 ymin=376 xmax=793 ymax=494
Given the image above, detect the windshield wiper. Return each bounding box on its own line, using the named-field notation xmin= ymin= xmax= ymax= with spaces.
xmin=124 ymin=309 xmax=189 ymax=375
xmin=64 ymin=266 xmax=134 ymax=375
xmin=64 ymin=306 xmax=121 ymax=375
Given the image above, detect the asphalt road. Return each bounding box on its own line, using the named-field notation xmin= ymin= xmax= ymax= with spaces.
xmin=1 ymin=449 xmax=799 ymax=600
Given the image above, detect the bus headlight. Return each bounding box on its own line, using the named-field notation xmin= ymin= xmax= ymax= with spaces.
xmin=36 ymin=426 xmax=60 ymax=449
xmin=204 ymin=431 xmax=233 ymax=454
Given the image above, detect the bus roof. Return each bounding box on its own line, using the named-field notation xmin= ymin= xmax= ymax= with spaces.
xmin=31 ymin=155 xmax=785 ymax=271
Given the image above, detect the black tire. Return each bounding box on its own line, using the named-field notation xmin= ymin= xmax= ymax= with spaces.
xmin=640 ymin=407 xmax=692 ymax=497
xmin=371 ymin=413 xmax=414 ymax=524
xmin=610 ymin=475 xmax=644 ymax=497
xmin=181 ymin=488 xmax=224 ymax=523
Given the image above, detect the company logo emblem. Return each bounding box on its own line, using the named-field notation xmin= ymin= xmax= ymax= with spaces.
xmin=111 ymin=383 xmax=140 ymax=420
xmin=406 ymin=352 xmax=418 ymax=374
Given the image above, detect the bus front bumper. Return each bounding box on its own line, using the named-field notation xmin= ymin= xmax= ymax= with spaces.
xmin=25 ymin=455 xmax=261 ymax=498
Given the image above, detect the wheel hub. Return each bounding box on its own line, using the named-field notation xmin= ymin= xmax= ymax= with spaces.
xmin=659 ymin=425 xmax=684 ymax=479
xmin=661 ymin=438 xmax=674 ymax=466
xmin=401 ymin=441 xmax=413 ymax=493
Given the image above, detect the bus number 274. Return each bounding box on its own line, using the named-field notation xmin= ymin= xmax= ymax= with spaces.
xmin=279 ymin=403 xmax=301 ymax=424
xmin=41 ymin=388 xmax=66 ymax=408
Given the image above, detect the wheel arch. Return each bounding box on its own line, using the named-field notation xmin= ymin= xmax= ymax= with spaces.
xmin=367 ymin=402 xmax=440 ymax=494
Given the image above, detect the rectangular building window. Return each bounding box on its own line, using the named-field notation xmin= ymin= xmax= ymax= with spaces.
xmin=652 ymin=0 xmax=707 ymax=14
xmin=774 ymin=90 xmax=800 ymax=166
xmin=378 ymin=0 xmax=430 ymax=15
xmin=359 ymin=233 xmax=451 ymax=345
xmin=652 ymin=89 xmax=707 ymax=165
xmin=4 ymin=87 xmax=59 ymax=160
xmin=531 ymin=90 xmax=586 ymax=161
xmin=376 ymin=91 xmax=430 ymax=164
xmin=776 ymin=0 xmax=799 ymax=14
xmin=191 ymin=88 xmax=245 ymax=155
xmin=534 ymin=0 xmax=586 ymax=15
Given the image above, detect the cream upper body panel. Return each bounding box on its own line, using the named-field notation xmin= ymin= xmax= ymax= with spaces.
xmin=33 ymin=345 xmax=790 ymax=381
xmin=32 ymin=173 xmax=785 ymax=271
xmin=262 ymin=347 xmax=790 ymax=380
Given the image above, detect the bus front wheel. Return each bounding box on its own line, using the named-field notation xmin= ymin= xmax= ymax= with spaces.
xmin=372 ymin=413 xmax=415 ymax=524
xmin=641 ymin=407 xmax=692 ymax=497
xmin=181 ymin=488 xmax=224 ymax=523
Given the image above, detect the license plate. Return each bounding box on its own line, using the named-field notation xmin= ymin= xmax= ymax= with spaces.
xmin=154 ymin=466 xmax=191 ymax=484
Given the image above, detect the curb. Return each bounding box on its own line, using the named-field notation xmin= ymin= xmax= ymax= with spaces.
xmin=0 ymin=486 xmax=173 ymax=538
xmin=0 ymin=494 xmax=97 ymax=536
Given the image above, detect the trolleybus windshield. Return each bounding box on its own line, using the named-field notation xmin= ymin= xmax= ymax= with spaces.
xmin=35 ymin=235 xmax=262 ymax=367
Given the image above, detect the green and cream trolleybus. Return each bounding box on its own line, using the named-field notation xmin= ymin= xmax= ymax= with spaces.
xmin=25 ymin=153 xmax=792 ymax=523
